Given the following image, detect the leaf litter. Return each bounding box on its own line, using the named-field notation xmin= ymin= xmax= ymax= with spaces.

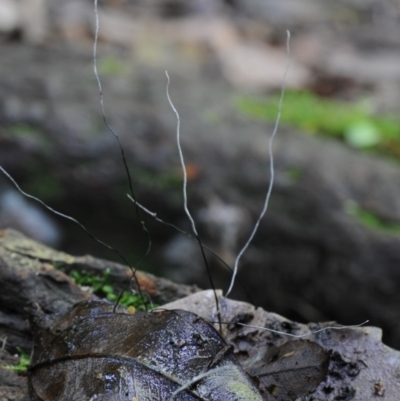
xmin=27 ymin=296 xmax=330 ymax=400
xmin=28 ymin=299 xmax=262 ymax=400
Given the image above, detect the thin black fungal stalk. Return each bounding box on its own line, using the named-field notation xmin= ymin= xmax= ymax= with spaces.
xmin=93 ymin=0 xmax=151 ymax=311
xmin=0 ymin=167 xmax=94 ymax=233
xmin=165 ymin=71 xmax=222 ymax=330
xmin=0 ymin=166 xmax=147 ymax=307
xmin=127 ymin=198 xmax=371 ymax=340
xmin=127 ymin=194 xmax=188 ymax=236
xmin=225 ymin=30 xmax=291 ymax=298
xmin=127 ymin=194 xmax=257 ymax=305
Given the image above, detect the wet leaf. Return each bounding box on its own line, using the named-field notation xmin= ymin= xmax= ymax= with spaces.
xmin=28 ymin=299 xmax=262 ymax=401
xmin=246 ymin=340 xmax=329 ymax=400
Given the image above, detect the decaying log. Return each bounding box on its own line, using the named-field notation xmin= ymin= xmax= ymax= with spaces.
xmin=1 ymin=228 xmax=399 ymax=401
xmin=0 ymin=228 xmax=198 ymax=353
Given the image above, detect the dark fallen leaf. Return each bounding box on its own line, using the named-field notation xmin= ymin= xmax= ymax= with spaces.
xmin=28 ymin=299 xmax=262 ymax=401
xmin=246 ymin=340 xmax=329 ymax=401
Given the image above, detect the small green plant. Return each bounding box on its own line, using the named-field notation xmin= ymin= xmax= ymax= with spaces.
xmin=70 ymin=268 xmax=156 ymax=310
xmin=345 ymin=200 xmax=400 ymax=234
xmin=236 ymin=91 xmax=400 ymax=157
xmin=4 ymin=348 xmax=30 ymax=372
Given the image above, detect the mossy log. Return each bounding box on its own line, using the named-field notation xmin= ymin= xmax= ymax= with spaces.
xmin=0 ymin=229 xmax=399 ymax=401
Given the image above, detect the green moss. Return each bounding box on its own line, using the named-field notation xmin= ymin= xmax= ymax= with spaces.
xmin=345 ymin=200 xmax=400 ymax=234
xmin=3 ymin=348 xmax=30 ymax=372
xmin=7 ymin=124 xmax=52 ymax=151
xmin=235 ymin=91 xmax=400 ymax=157
xmin=70 ymin=268 xmax=157 ymax=310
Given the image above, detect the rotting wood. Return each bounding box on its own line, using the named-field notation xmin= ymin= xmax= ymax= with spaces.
xmin=0 ymin=229 xmax=198 ymax=351
xmin=1 ymin=229 xmax=400 ymax=401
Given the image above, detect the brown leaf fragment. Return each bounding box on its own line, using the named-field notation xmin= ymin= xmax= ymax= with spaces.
xmin=28 ymin=299 xmax=262 ymax=401
xmin=247 ymin=340 xmax=329 ymax=400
